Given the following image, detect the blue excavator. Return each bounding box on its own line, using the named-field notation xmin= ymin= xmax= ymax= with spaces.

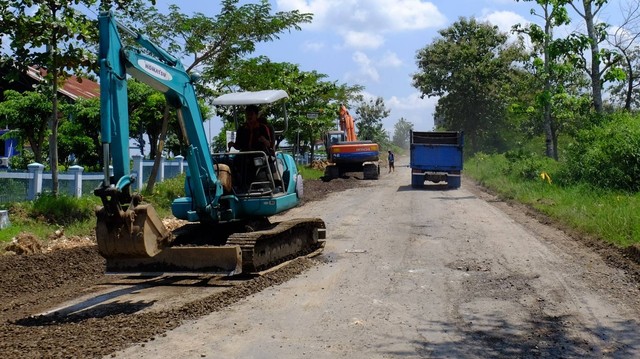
xmin=94 ymin=11 xmax=325 ymax=275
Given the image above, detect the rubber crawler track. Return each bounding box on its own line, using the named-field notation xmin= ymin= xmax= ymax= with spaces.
xmin=226 ymin=217 xmax=326 ymax=272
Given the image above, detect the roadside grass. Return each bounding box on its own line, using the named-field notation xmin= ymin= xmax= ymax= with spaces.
xmin=297 ymin=165 xmax=323 ymax=180
xmin=465 ymin=154 xmax=640 ymax=248
xmin=143 ymin=174 xmax=186 ymax=218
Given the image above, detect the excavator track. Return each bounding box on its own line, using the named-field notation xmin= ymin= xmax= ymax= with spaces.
xmin=101 ymin=217 xmax=326 ymax=275
xmin=227 ymin=217 xmax=326 ymax=272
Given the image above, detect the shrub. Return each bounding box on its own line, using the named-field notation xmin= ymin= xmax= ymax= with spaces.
xmin=143 ymin=174 xmax=186 ymax=211
xmin=562 ymin=112 xmax=640 ymax=192
xmin=30 ymin=192 xmax=96 ymax=225
xmin=504 ymin=149 xmax=560 ymax=182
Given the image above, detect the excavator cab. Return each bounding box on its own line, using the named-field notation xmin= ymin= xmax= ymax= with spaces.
xmin=210 ymin=90 xmax=291 ymax=197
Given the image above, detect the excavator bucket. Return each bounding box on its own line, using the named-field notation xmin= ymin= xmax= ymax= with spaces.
xmin=96 ymin=203 xmax=244 ymax=275
xmin=96 ymin=204 xmax=170 ymax=258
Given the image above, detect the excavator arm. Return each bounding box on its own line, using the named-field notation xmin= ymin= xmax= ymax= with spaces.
xmin=97 ymin=11 xmax=222 ymax=219
xmin=95 ymin=11 xmax=225 ymax=262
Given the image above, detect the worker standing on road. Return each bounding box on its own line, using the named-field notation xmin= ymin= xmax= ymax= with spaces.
xmin=388 ymin=150 xmax=395 ymax=173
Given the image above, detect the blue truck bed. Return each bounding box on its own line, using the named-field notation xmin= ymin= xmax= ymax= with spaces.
xmin=409 ymin=131 xmax=464 ymax=188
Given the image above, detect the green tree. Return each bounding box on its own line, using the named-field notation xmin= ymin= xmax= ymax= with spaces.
xmin=392 ymin=118 xmax=414 ymax=149
xmin=355 ymin=97 xmax=390 ymax=146
xmin=412 ymin=17 xmax=525 ymax=154
xmin=0 ymin=90 xmax=50 ymax=165
xmin=127 ymin=79 xmax=167 ymax=159
xmin=561 ymin=0 xmax=621 ymax=114
xmin=607 ymin=2 xmax=640 ymax=111
xmin=60 ymin=97 xmax=101 ymax=169
xmin=0 ymin=0 xmax=150 ymax=194
xmin=124 ymin=0 xmax=312 ymax=191
xmin=514 ymin=0 xmax=572 ymax=159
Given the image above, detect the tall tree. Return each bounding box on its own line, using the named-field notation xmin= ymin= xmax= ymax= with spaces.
xmin=607 ymin=0 xmax=640 ymax=110
xmin=514 ymin=0 xmax=572 ymax=159
xmin=391 ymin=118 xmax=414 ymax=149
xmin=0 ymin=0 xmax=150 ymax=194
xmin=124 ymin=0 xmax=312 ymax=192
xmin=413 ymin=17 xmax=525 ymax=154
xmin=355 ymin=97 xmax=390 ymax=146
xmin=561 ymin=0 xmax=622 ymax=113
xmin=60 ymin=97 xmax=101 ymax=169
xmin=127 ymin=79 xmax=167 ymax=159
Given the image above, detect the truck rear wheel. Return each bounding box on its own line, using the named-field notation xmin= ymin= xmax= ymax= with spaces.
xmin=411 ymin=175 xmax=424 ymax=188
xmin=447 ymin=176 xmax=461 ymax=189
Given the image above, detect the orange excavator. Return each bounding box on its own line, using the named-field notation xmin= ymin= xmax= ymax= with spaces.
xmin=323 ymin=105 xmax=380 ymax=180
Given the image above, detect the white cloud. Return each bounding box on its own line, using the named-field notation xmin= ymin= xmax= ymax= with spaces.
xmin=385 ymin=0 xmax=446 ymax=31
xmin=480 ymin=10 xmax=528 ymax=33
xmin=276 ymin=0 xmax=446 ymax=49
xmin=388 ymin=92 xmax=435 ymax=111
xmin=343 ymin=31 xmax=384 ymax=49
xmin=379 ymin=51 xmax=402 ymax=67
xmin=277 ymin=0 xmax=445 ymax=31
xmin=386 ymin=92 xmax=438 ymax=131
xmin=347 ymin=91 xmax=436 ymax=132
xmin=302 ymin=40 xmax=325 ymax=52
xmin=344 ymin=52 xmax=380 ymax=83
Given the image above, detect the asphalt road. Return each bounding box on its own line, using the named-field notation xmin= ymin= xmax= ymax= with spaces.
xmin=111 ymin=158 xmax=640 ymax=359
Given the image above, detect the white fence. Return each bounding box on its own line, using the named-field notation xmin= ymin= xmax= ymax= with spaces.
xmin=0 ymin=155 xmax=188 ymax=203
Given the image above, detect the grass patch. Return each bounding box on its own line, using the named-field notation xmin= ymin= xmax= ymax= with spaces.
xmin=466 ymin=153 xmax=640 ymax=247
xmin=297 ymin=165 xmax=324 ymax=181
xmin=143 ymin=174 xmax=186 ymax=217
xmin=0 ymin=194 xmax=101 ymax=243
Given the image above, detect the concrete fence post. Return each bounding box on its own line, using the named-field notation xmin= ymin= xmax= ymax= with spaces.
xmin=132 ymin=155 xmax=143 ymax=190
xmin=176 ymin=155 xmax=184 ymax=174
xmin=159 ymin=156 xmax=165 ymax=182
xmin=27 ymin=162 xmax=45 ymax=200
xmin=69 ymin=165 xmax=84 ymax=198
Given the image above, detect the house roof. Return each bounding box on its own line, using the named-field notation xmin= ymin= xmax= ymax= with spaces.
xmin=26 ymin=66 xmax=100 ymax=100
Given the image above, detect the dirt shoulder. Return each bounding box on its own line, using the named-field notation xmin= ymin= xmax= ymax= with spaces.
xmin=463 ymin=177 xmax=640 ymax=291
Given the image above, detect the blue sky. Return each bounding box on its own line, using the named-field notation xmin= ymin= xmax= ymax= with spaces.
xmin=148 ymin=0 xmax=626 ymax=139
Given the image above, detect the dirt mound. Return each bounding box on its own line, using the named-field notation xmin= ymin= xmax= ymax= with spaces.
xmin=4 ymin=233 xmax=43 ymax=255
xmin=302 ymin=177 xmax=368 ymax=203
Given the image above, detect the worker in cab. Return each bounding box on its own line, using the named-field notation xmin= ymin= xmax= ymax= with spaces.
xmin=228 ymin=105 xmax=276 ymax=193
xmin=228 ymin=105 xmax=272 ymax=154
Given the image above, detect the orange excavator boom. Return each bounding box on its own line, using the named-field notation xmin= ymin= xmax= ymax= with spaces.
xmin=338 ymin=104 xmax=357 ymax=142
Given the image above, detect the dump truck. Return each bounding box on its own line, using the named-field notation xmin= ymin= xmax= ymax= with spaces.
xmin=323 ymin=105 xmax=380 ymax=180
xmin=409 ymin=130 xmax=464 ymax=189
xmin=94 ymin=11 xmax=325 ymax=275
